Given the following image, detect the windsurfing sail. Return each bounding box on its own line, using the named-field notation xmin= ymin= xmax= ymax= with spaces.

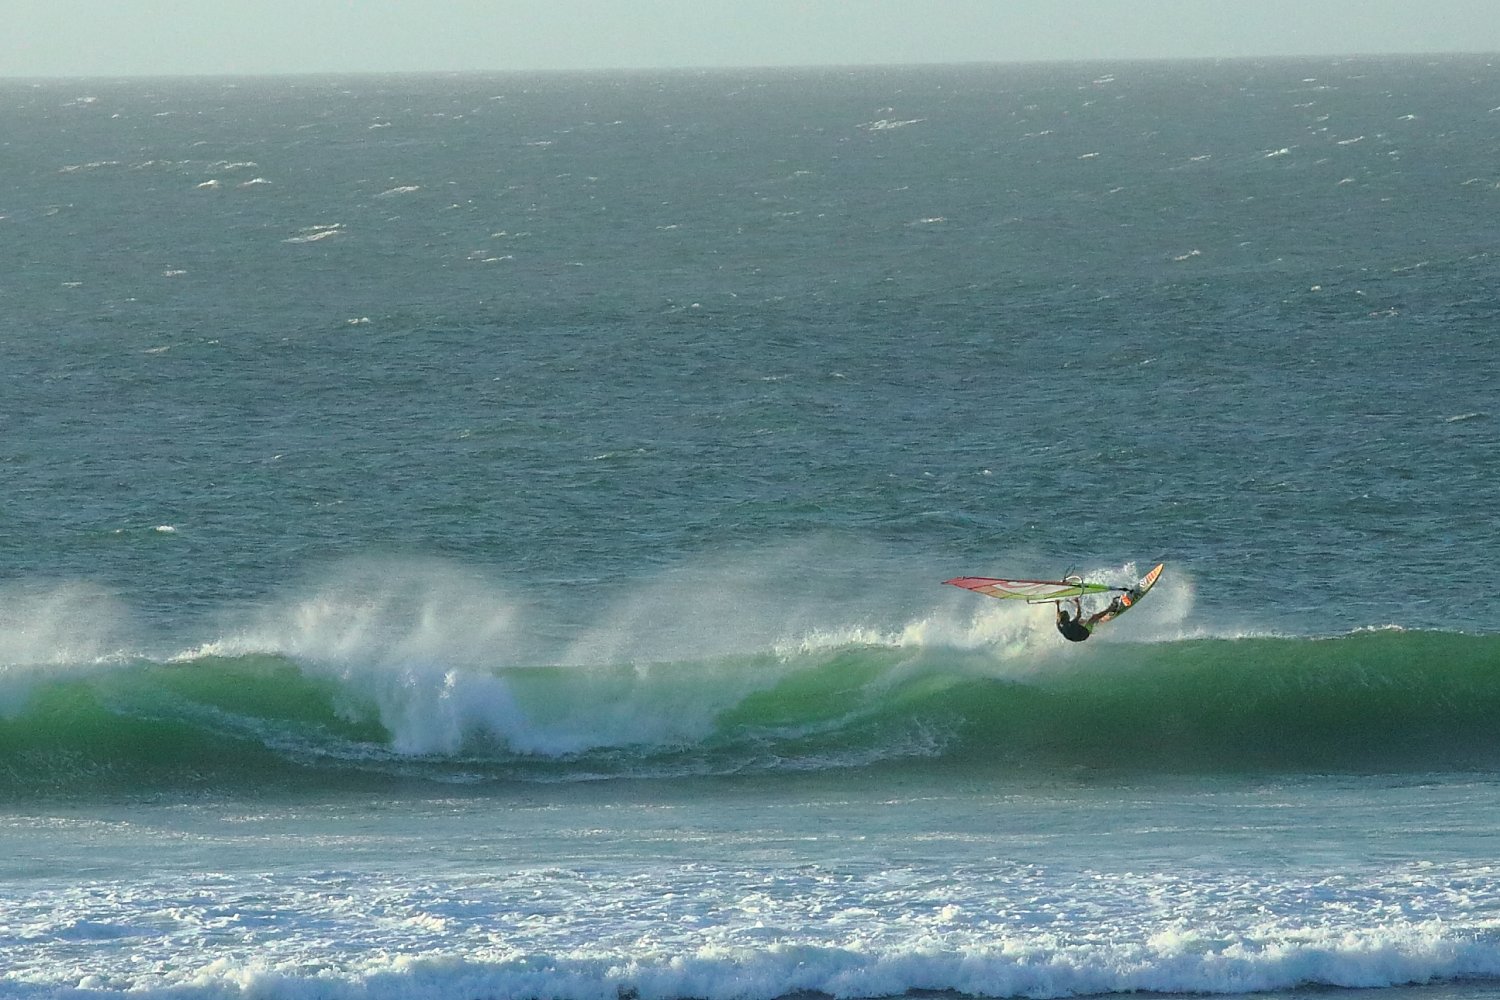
xmin=942 ymin=576 xmax=1118 ymax=604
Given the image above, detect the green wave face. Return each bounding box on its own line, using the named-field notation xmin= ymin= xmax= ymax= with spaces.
xmin=946 ymin=631 xmax=1500 ymax=772
xmin=4 ymin=630 xmax=1499 ymax=797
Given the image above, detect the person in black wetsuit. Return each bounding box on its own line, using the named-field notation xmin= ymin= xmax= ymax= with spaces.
xmin=1056 ymin=592 xmax=1132 ymax=642
xmin=1055 ymin=602 xmax=1094 ymax=642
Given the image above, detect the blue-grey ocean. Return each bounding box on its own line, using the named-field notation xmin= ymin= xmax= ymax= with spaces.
xmin=3 ymin=57 xmax=1500 ymax=999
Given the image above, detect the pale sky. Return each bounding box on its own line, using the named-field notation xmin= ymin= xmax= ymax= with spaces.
xmin=5 ymin=0 xmax=1499 ymax=78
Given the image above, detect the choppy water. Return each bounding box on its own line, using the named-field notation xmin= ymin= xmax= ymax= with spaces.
xmin=2 ymin=56 xmax=1499 ymax=999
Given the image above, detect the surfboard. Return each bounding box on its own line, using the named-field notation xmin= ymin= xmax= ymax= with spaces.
xmin=1089 ymin=562 xmax=1164 ymax=625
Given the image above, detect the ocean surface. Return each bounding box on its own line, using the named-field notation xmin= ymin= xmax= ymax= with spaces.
xmin=2 ymin=56 xmax=1499 ymax=1000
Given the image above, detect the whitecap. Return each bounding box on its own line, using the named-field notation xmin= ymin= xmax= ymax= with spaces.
xmin=283 ymin=224 xmax=344 ymax=244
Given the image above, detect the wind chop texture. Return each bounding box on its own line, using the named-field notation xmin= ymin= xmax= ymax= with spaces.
xmin=3 ymin=58 xmax=1499 ymax=999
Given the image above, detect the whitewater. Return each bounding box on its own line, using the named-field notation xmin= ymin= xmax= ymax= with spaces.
xmin=11 ymin=751 xmax=1500 ymax=999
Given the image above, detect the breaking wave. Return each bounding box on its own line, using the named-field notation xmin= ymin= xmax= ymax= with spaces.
xmin=4 ymin=586 xmax=1499 ymax=795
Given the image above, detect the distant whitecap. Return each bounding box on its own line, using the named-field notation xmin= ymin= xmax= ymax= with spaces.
xmin=284 ymin=224 xmax=344 ymax=244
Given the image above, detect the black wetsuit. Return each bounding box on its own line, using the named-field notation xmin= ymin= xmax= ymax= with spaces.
xmin=1056 ymin=615 xmax=1092 ymax=642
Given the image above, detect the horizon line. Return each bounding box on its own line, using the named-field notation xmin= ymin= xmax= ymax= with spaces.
xmin=4 ymin=48 xmax=1497 ymax=84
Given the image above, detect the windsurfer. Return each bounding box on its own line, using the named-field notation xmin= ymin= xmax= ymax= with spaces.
xmin=947 ymin=563 xmax=1162 ymax=641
